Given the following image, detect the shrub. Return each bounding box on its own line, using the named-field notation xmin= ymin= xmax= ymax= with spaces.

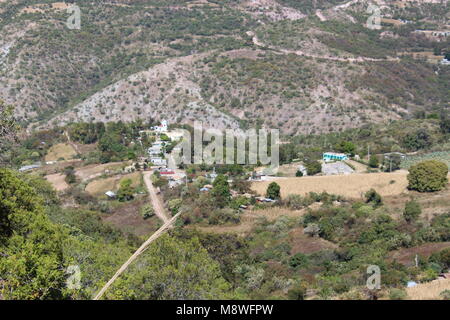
xmin=369 ymin=155 xmax=379 ymax=168
xmin=440 ymin=290 xmax=450 ymax=300
xmin=364 ymin=189 xmax=383 ymax=207
xmin=266 ymin=182 xmax=281 ymax=200
xmin=287 ymin=282 xmax=307 ymax=300
xmin=389 ymin=288 xmax=408 ymax=300
xmin=141 ymin=204 xmax=155 ymax=219
xmin=289 ymin=253 xmax=309 ymax=269
xmin=304 ymin=223 xmax=320 ymax=237
xmin=295 ymin=170 xmax=303 ymax=177
xmin=407 ymin=160 xmax=448 ymax=192
xmin=117 ymin=178 xmax=134 ymax=202
xmin=305 ymin=160 xmax=322 ymax=175
xmin=403 ymin=199 xmax=422 ymax=222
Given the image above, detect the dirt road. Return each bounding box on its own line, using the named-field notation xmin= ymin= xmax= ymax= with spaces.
xmin=143 ymin=172 xmax=171 ymax=223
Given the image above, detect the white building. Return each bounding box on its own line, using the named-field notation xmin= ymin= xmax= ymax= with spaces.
xmin=152 ymin=120 xmax=168 ymax=133
xmin=150 ymin=157 xmax=167 ymax=166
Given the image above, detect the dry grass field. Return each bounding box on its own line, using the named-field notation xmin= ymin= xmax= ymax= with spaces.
xmin=44 ymin=143 xmax=77 ymax=162
xmin=85 ymin=172 xmax=142 ymax=196
xmin=252 ymin=172 xmax=410 ymax=199
xmin=406 ymin=278 xmax=450 ymax=300
xmin=75 ymin=162 xmax=128 ymax=181
xmin=45 ymin=173 xmax=69 ymax=192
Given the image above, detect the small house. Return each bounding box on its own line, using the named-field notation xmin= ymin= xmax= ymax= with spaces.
xmin=322 ymin=152 xmax=348 ymax=162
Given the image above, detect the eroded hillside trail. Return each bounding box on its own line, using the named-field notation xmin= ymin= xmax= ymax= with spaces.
xmin=247 ymin=0 xmax=399 ymax=63
xmin=143 ymin=171 xmax=171 ymax=223
xmin=248 ymin=31 xmax=400 ymax=63
xmin=64 ymin=130 xmax=80 ymax=154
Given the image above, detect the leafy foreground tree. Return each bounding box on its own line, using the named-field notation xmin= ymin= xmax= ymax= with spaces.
xmin=407 ymin=160 xmax=448 ymax=192
xmin=0 ymin=169 xmax=68 ymax=299
xmin=105 ymin=235 xmax=232 ymax=299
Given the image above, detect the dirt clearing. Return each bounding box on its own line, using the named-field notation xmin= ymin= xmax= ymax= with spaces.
xmin=45 ymin=173 xmax=69 ymax=192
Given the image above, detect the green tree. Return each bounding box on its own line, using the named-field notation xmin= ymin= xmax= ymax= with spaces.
xmin=305 ymin=160 xmax=322 ymax=175
xmin=335 ymin=140 xmax=356 ymax=156
xmin=266 ymin=182 xmax=281 ymax=200
xmin=117 ymin=178 xmax=134 ymax=202
xmin=402 ymin=129 xmax=431 ymax=151
xmin=407 ymin=160 xmax=448 ymax=192
xmin=403 ymin=199 xmax=422 ymax=222
xmin=0 ymin=169 xmax=68 ymax=299
xmin=211 ymin=174 xmax=231 ymax=208
xmin=369 ymin=155 xmax=379 ymax=168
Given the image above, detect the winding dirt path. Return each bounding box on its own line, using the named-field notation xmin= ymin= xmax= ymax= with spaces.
xmin=143 ymin=171 xmax=171 ymax=223
xmin=93 ymin=210 xmax=182 ymax=300
xmin=248 ymin=31 xmax=399 ymax=63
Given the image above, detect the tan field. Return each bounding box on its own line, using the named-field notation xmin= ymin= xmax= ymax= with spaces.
xmin=252 ymin=172 xmax=411 ymax=199
xmin=45 ymin=143 xmax=77 ymax=162
xmin=406 ymin=278 xmax=450 ymax=300
xmin=75 ymin=162 xmax=128 ymax=181
xmin=85 ymin=172 xmax=142 ymax=196
xmin=45 ymin=173 xmax=69 ymax=192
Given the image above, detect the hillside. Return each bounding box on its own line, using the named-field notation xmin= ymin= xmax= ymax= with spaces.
xmin=0 ymin=0 xmax=448 ymax=134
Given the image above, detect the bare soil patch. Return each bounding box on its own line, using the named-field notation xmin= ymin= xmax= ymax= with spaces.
xmin=45 ymin=173 xmax=69 ymax=192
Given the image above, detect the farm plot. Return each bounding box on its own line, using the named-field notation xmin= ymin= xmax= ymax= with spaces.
xmin=85 ymin=172 xmax=142 ymax=196
xmin=44 ymin=143 xmax=77 ymax=161
xmin=45 ymin=173 xmax=69 ymax=192
xmin=252 ymin=172 xmax=410 ymax=199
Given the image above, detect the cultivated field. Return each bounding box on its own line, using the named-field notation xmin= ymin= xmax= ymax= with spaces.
xmin=75 ymin=162 xmax=128 ymax=181
xmin=252 ymin=172 xmax=411 ymax=199
xmin=406 ymin=278 xmax=450 ymax=300
xmin=45 ymin=173 xmax=69 ymax=192
xmin=85 ymin=172 xmax=142 ymax=196
xmin=44 ymin=143 xmax=77 ymax=161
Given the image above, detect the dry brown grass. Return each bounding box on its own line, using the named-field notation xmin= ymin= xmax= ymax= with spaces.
xmin=45 ymin=173 xmax=69 ymax=192
xmin=75 ymin=162 xmax=127 ymax=181
xmin=44 ymin=143 xmax=77 ymax=162
xmin=406 ymin=278 xmax=450 ymax=300
xmin=85 ymin=172 xmax=142 ymax=196
xmin=252 ymin=172 xmax=410 ymax=199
